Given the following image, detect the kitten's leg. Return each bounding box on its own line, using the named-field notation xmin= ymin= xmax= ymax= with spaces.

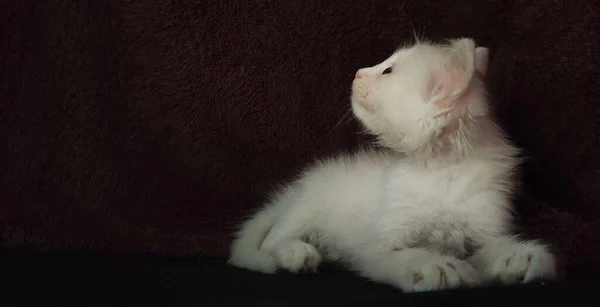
xmin=468 ymin=235 xmax=557 ymax=284
xmin=355 ymin=248 xmax=480 ymax=292
xmin=268 ymin=239 xmax=322 ymax=273
xmin=260 ymin=210 xmax=323 ymax=273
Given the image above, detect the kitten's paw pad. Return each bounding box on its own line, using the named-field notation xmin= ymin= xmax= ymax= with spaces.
xmin=490 ymin=244 xmax=557 ymax=284
xmin=409 ymin=257 xmax=479 ymax=292
xmin=271 ymin=240 xmax=322 ymax=273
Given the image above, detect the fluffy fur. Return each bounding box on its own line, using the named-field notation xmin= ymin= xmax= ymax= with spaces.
xmin=229 ymin=38 xmax=557 ymax=292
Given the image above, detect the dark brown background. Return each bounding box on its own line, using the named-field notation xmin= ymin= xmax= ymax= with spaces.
xmin=1 ymin=0 xmax=599 ymax=280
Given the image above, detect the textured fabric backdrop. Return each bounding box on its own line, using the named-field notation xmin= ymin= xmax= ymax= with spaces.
xmin=1 ymin=0 xmax=599 ymax=280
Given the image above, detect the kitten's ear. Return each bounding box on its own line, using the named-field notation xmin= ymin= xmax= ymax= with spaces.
xmin=424 ymin=38 xmax=476 ymax=109
xmin=474 ymin=47 xmax=489 ymax=75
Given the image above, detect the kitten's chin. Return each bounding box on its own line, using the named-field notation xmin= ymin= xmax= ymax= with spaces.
xmin=350 ymin=95 xmax=361 ymax=112
xmin=350 ymin=100 xmax=370 ymax=126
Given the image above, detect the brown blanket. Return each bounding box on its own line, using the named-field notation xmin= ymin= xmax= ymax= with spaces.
xmin=2 ymin=0 xmax=599 ymax=279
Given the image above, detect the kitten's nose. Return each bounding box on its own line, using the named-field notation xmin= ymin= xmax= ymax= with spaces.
xmin=355 ymin=71 xmax=363 ymax=79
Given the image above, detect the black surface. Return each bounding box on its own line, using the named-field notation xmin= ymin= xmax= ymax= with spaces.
xmin=2 ymin=250 xmax=600 ymax=306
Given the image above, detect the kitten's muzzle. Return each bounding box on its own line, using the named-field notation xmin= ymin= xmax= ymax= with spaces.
xmin=352 ymin=79 xmax=368 ymax=98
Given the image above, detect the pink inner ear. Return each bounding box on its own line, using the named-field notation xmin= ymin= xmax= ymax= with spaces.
xmin=474 ymin=47 xmax=489 ymax=75
xmin=427 ymin=64 xmax=468 ymax=108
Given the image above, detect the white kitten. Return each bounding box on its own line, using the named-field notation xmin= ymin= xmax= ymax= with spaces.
xmin=229 ymin=38 xmax=558 ymax=292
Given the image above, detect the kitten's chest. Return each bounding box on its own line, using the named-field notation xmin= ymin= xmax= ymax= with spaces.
xmin=384 ymin=163 xmax=478 ymax=209
xmin=376 ymin=163 xmax=485 ymax=253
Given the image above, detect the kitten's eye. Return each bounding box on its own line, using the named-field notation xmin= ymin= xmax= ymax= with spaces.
xmin=382 ymin=67 xmax=393 ymax=75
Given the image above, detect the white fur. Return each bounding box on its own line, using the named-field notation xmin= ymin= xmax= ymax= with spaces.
xmin=229 ymin=38 xmax=557 ymax=292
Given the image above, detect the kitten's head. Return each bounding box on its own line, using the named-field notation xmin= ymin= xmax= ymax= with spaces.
xmin=351 ymin=38 xmax=490 ymax=153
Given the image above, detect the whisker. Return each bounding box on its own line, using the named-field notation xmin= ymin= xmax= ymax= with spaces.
xmin=410 ymin=23 xmax=426 ymax=45
xmin=354 ymin=128 xmax=370 ymax=136
xmin=329 ymin=107 xmax=354 ymax=134
xmin=411 ymin=23 xmax=420 ymax=44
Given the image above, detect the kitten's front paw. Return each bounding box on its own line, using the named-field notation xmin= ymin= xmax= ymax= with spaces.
xmin=406 ymin=256 xmax=480 ymax=292
xmin=484 ymin=243 xmax=557 ymax=284
xmin=271 ymin=240 xmax=322 ymax=273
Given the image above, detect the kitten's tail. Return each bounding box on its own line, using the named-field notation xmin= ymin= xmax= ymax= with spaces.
xmin=228 ymin=205 xmax=279 ymax=274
